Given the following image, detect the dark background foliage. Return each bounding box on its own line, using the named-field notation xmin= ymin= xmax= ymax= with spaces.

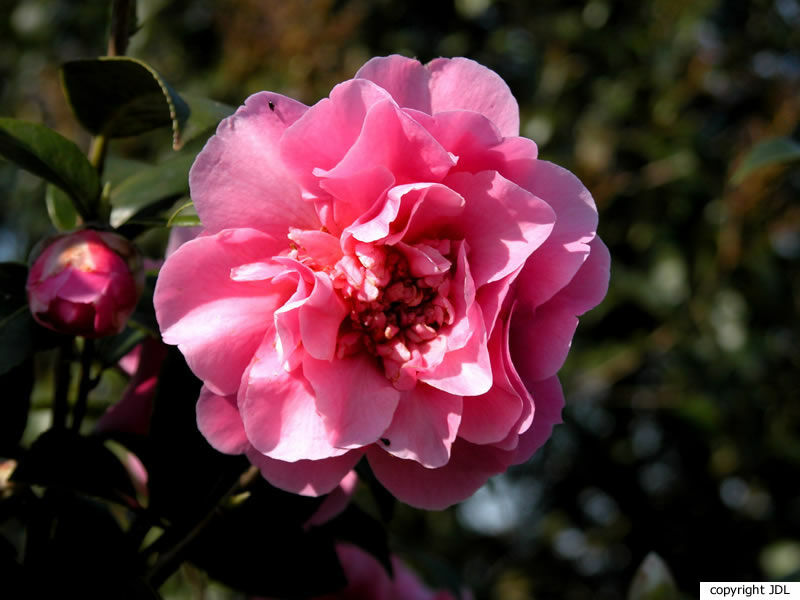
xmin=1 ymin=0 xmax=799 ymax=598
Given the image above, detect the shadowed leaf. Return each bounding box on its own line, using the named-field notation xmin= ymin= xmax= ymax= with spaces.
xmin=61 ymin=57 xmax=190 ymax=148
xmin=11 ymin=429 xmax=138 ymax=506
xmin=45 ymin=185 xmax=80 ymax=231
xmin=0 ymin=263 xmax=61 ymax=375
xmin=0 ymin=119 xmax=98 ymax=218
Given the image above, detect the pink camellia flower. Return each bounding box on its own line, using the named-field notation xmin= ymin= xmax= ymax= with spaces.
xmin=95 ymin=338 xmax=169 ymax=436
xmin=154 ymin=55 xmax=609 ymax=509
xmin=257 ymin=543 xmax=465 ymax=600
xmin=314 ymin=543 xmax=463 ymax=600
xmin=27 ymin=229 xmax=144 ymax=338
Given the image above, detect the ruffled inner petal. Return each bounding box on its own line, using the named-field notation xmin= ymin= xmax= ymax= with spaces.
xmin=316 ymin=99 xmax=455 ymax=191
xmin=281 ymin=79 xmax=394 ymax=195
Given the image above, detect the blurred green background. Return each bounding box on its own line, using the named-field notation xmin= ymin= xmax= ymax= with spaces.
xmin=1 ymin=0 xmax=799 ymax=598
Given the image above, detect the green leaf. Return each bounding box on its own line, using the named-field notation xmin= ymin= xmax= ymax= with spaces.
xmin=104 ymin=155 xmax=151 ymax=187
xmin=61 ymin=57 xmax=190 ymax=148
xmin=19 ymin=493 xmax=155 ymax=596
xmin=180 ymin=94 xmax=235 ymax=145
xmin=0 ymin=263 xmax=62 ymax=375
xmin=0 ymin=305 xmax=35 ymax=376
xmin=109 ymin=151 xmax=195 ymax=227
xmin=12 ymin=429 xmax=139 ymax=506
xmin=0 ymin=263 xmax=36 ymax=375
xmin=0 ymin=358 xmax=33 ymax=455
xmin=45 ymin=184 xmax=80 ymax=231
xmin=0 ymin=118 xmax=99 ymax=219
xmin=166 ymin=200 xmax=200 ymax=227
xmin=628 ymin=553 xmax=680 ymax=600
xmin=732 ymin=137 xmax=800 ymax=184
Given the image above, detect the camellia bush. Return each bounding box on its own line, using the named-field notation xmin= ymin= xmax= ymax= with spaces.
xmin=0 ymin=1 xmax=614 ymax=598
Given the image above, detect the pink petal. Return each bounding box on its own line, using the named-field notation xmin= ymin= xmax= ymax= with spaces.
xmin=478 ymin=135 xmax=539 ymax=179
xmin=513 ymin=160 xmax=599 ymax=309
xmin=366 ymin=438 xmax=512 ymax=510
xmin=165 ymin=225 xmax=201 ymax=258
xmin=427 ymin=57 xmax=519 ymax=137
xmin=96 ymin=339 xmax=167 ymax=436
xmin=118 ymin=344 xmax=141 ymax=376
xmin=189 ymin=92 xmax=319 ymax=236
xmin=510 ymin=301 xmax=578 ymax=384
xmin=305 ymin=470 xmax=359 ymax=528
xmin=42 ymin=269 xmax=111 ymax=304
xmin=446 ymin=170 xmax=556 ymax=288
xmin=407 ymin=108 xmax=526 ymax=177
xmin=458 ymin=326 xmax=522 ymax=445
xmin=344 ymin=183 xmax=406 ymax=244
xmin=511 ymin=237 xmax=609 ymax=383
xmin=420 ymin=302 xmax=492 ymax=396
xmin=281 ymin=79 xmax=394 ymax=193
xmin=475 ymin=263 xmax=522 ymax=337
xmin=395 ymin=241 xmax=451 ymax=278
xmin=303 ymin=354 xmax=400 ymax=449
xmin=319 ymin=165 xmax=395 ymax=229
xmin=378 ymin=384 xmax=462 ymax=468
xmin=355 ymin=55 xmax=432 ymax=112
xmin=511 ymin=376 xmax=564 ymax=464
xmin=246 ymin=447 xmax=363 ymax=497
xmin=329 ymin=543 xmax=394 ymax=600
xmin=499 ymin=303 xmax=535 ymax=435
xmin=346 ymin=182 xmax=464 ymax=247
xmin=317 ymin=99 xmax=455 ymax=189
xmin=287 ymin=229 xmax=343 ymax=266
xmin=442 ymin=241 xmax=476 ymax=351
xmin=239 ymin=338 xmax=349 ymax=462
xmin=299 ymin=273 xmax=348 ymax=361
xmin=548 ymin=236 xmax=611 ymax=317
xmin=229 ymin=261 xmax=286 ymax=282
xmin=270 ymin=258 xmax=348 ymax=362
xmin=271 ymin=268 xmax=310 ymax=370
xmin=386 ymin=182 xmax=466 ymax=244
xmin=154 ymin=228 xmax=292 ymax=395
xmin=195 ymin=386 xmax=249 ymax=455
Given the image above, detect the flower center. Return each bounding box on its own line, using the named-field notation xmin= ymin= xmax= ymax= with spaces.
xmin=338 ymin=246 xmax=455 ymax=388
xmin=287 ymin=230 xmax=456 ymax=389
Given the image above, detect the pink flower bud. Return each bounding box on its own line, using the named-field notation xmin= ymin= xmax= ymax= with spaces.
xmin=26 ymin=229 xmax=144 ymax=338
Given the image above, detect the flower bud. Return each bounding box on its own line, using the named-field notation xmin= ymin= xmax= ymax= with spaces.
xmin=26 ymin=229 xmax=144 ymax=338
